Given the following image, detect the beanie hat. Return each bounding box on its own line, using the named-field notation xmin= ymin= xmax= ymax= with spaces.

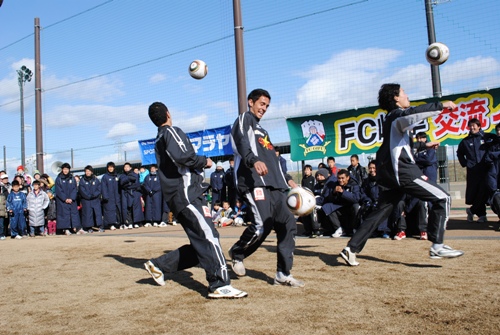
xmin=17 ymin=165 xmax=24 ymax=171
xmin=315 ymin=168 xmax=329 ymax=179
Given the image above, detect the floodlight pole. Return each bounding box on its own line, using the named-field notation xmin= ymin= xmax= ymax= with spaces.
xmin=425 ymin=0 xmax=442 ymax=98
xmin=233 ymin=0 xmax=247 ymax=115
xmin=17 ymin=66 xmax=33 ymax=168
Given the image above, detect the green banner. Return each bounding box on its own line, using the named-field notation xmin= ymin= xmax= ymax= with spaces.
xmin=286 ymin=88 xmax=500 ymax=161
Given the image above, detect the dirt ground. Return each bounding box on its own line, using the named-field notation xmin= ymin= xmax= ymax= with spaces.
xmin=1 ymin=215 xmax=499 ymax=335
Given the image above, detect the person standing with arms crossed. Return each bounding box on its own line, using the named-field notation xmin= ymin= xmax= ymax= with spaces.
xmin=340 ymin=83 xmax=464 ymax=266
xmin=144 ymin=102 xmax=247 ymax=299
xmin=228 ymin=88 xmax=304 ymax=288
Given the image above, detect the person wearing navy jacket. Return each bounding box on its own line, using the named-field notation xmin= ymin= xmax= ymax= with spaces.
xmin=456 ymin=118 xmax=492 ymax=222
xmin=316 ymin=169 xmax=361 ymax=237
xmin=414 ymin=132 xmax=438 ymax=183
xmin=119 ymin=163 xmax=144 ymax=229
xmin=101 ymin=162 xmax=122 ymax=230
xmin=142 ymin=164 xmax=162 ymax=226
xmin=79 ymin=165 xmax=103 ymax=233
xmin=210 ymin=163 xmax=225 ymax=210
xmin=55 ymin=163 xmax=83 ymax=235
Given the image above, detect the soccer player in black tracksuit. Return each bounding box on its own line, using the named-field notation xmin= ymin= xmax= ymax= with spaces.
xmin=228 ymin=88 xmax=305 ymax=288
xmin=144 ymin=102 xmax=247 ymax=299
xmin=340 ymin=83 xmax=464 ymax=266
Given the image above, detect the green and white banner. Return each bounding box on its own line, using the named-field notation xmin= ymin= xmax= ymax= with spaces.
xmin=286 ymin=88 xmax=500 ymax=161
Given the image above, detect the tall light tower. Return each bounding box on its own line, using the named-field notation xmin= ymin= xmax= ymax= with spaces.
xmin=17 ymin=65 xmax=33 ymax=168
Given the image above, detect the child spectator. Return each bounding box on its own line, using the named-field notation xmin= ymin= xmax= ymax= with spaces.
xmin=214 ymin=201 xmax=234 ymax=227
xmin=6 ymin=180 xmax=28 ymax=239
xmin=46 ymin=190 xmax=57 ymax=235
xmin=211 ymin=201 xmax=222 ymax=225
xmin=231 ymin=198 xmax=248 ymax=226
xmin=301 ymin=164 xmax=315 ymax=192
xmin=27 ymin=180 xmax=50 ymax=237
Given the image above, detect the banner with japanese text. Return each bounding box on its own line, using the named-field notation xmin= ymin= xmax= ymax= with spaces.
xmin=286 ymin=88 xmax=500 ymax=161
xmin=138 ymin=125 xmax=233 ymax=165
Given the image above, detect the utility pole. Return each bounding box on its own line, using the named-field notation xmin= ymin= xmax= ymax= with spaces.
xmin=34 ymin=17 xmax=44 ymax=173
xmin=233 ymin=0 xmax=247 ymax=115
xmin=425 ymin=0 xmax=442 ymax=98
xmin=17 ymin=66 xmax=33 ymax=168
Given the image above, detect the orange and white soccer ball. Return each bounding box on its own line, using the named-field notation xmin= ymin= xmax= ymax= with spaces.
xmin=286 ymin=187 xmax=316 ymax=217
xmin=189 ymin=59 xmax=208 ymax=79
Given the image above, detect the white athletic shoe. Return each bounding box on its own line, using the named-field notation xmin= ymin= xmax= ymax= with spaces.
xmin=110 ymin=225 xmax=117 ymax=231
xmin=128 ymin=224 xmax=133 ymax=229
xmin=228 ymin=248 xmax=246 ymax=277
xmin=170 ymin=220 xmax=178 ymax=226
xmin=429 ymin=245 xmax=464 ymax=259
xmin=332 ymin=227 xmax=343 ymax=238
xmin=119 ymin=225 xmax=125 ymax=230
xmin=144 ymin=223 xmax=152 ymax=228
xmin=208 ymin=285 xmax=247 ymax=299
xmin=159 ymin=222 xmax=168 ymax=227
xmin=153 ymin=222 xmax=159 ymax=227
xmin=274 ymin=273 xmax=305 ymax=288
xmin=144 ymin=261 xmax=165 ymax=286
xmin=133 ymin=224 xmax=139 ymax=228
xmin=340 ymin=247 xmax=359 ymax=266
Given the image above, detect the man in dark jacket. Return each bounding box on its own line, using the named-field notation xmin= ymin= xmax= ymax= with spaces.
xmin=210 ymin=163 xmax=225 ymax=210
xmin=224 ymin=157 xmax=237 ymax=209
xmin=78 ymin=165 xmax=103 ymax=233
xmin=55 ymin=163 xmax=83 ymax=235
xmin=120 ymin=163 xmax=144 ymax=229
xmin=317 ymin=169 xmax=361 ymax=237
xmin=144 ymin=101 xmax=246 ymax=299
xmin=456 ymin=118 xmax=491 ymax=222
xmin=101 ymin=162 xmax=121 ymax=230
xmin=347 ymin=154 xmax=368 ymax=184
xmin=142 ymin=164 xmax=162 ymax=227
xmin=340 ymin=83 xmax=464 ymax=266
xmin=227 ymin=88 xmax=304 ymax=288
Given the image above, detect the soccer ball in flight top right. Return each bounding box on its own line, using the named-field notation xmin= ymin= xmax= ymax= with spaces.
xmin=425 ymin=42 xmax=450 ymax=66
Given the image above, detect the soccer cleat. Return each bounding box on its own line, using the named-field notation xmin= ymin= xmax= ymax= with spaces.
xmin=340 ymin=247 xmax=359 ymax=266
xmin=429 ymin=245 xmax=464 ymax=259
xmin=420 ymin=232 xmax=428 ymax=240
xmin=207 ymin=285 xmax=247 ymax=299
xmin=466 ymin=208 xmax=474 ymax=222
xmin=144 ymin=261 xmax=165 ymax=286
xmin=477 ymin=215 xmax=487 ymax=223
xmin=274 ymin=274 xmax=305 ymax=288
xmin=394 ymin=231 xmax=406 ymax=240
xmin=331 ymin=227 xmax=343 ymax=238
xmin=228 ymin=248 xmax=246 ymax=277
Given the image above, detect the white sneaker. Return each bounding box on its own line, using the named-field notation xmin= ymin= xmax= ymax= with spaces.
xmin=15 ymin=235 xmax=23 ymax=239
xmin=0 ymin=236 xmax=5 ymax=240
xmin=110 ymin=225 xmax=117 ymax=231
xmin=153 ymin=222 xmax=159 ymax=227
xmin=340 ymin=247 xmax=359 ymax=266
xmin=127 ymin=224 xmax=133 ymax=229
xmin=159 ymin=222 xmax=168 ymax=227
xmin=133 ymin=224 xmax=139 ymax=228
xmin=65 ymin=229 xmax=72 ymax=236
xmin=144 ymin=261 xmax=165 ymax=286
xmin=144 ymin=223 xmax=152 ymax=227
xmin=76 ymin=229 xmax=87 ymax=235
xmin=119 ymin=225 xmax=125 ymax=230
xmin=208 ymin=285 xmax=247 ymax=299
xmin=228 ymin=248 xmax=246 ymax=277
xmin=332 ymin=227 xmax=343 ymax=238
xmin=274 ymin=273 xmax=305 ymax=288
xmin=171 ymin=220 xmax=178 ymax=226
xmin=430 ymin=245 xmax=464 ymax=259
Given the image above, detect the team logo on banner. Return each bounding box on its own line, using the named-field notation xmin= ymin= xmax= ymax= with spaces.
xmin=298 ymin=120 xmax=331 ymax=156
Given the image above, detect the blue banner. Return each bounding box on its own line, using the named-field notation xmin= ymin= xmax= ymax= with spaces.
xmin=138 ymin=125 xmax=233 ymax=165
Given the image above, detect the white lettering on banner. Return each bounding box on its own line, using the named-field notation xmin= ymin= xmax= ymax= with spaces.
xmin=143 ymin=148 xmax=155 ymax=155
xmin=190 ymin=137 xmax=202 ymax=152
xmin=216 ymin=133 xmax=230 ymax=149
xmin=190 ymin=134 xmax=231 ymax=153
xmin=202 ymin=134 xmax=216 ymax=152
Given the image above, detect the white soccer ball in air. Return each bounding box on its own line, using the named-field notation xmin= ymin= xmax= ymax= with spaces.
xmin=189 ymin=59 xmax=208 ymax=79
xmin=287 ymin=187 xmax=316 ymax=217
xmin=425 ymin=42 xmax=450 ymax=66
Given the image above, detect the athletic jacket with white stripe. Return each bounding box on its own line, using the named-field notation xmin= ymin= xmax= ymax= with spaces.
xmin=231 ymin=111 xmax=289 ymax=193
xmin=155 ymin=125 xmax=209 ymax=216
xmin=376 ymin=102 xmax=443 ymax=189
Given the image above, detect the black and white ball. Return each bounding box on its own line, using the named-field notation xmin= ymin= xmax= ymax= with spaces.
xmin=189 ymin=60 xmax=208 ymax=79
xmin=425 ymin=42 xmax=450 ymax=66
xmin=287 ymin=187 xmax=316 ymax=217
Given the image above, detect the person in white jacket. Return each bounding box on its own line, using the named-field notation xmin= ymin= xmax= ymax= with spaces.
xmin=27 ymin=180 xmax=49 ymax=237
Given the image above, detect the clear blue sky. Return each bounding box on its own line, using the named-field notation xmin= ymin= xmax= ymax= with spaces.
xmin=0 ymin=0 xmax=499 ymax=175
